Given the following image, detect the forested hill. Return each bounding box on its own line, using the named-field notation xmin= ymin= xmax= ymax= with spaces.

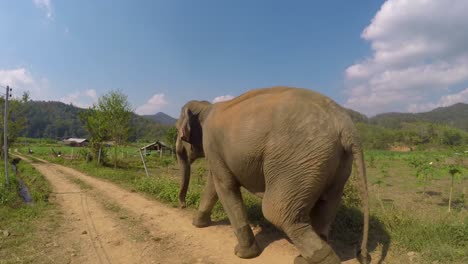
xmin=23 ymin=101 xmax=171 ymax=141
xmin=19 ymin=100 xmax=468 ymax=145
xmin=368 ymin=103 xmax=468 ymax=131
xmin=25 ymin=101 xmax=87 ymax=139
xmin=142 ymin=112 xmax=177 ymax=126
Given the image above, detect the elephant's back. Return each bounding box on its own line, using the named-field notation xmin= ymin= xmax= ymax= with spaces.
xmin=218 ymin=86 xmax=345 ymax=116
xmin=218 ymin=86 xmax=336 ymax=110
xmin=210 ymin=87 xmax=352 ymax=142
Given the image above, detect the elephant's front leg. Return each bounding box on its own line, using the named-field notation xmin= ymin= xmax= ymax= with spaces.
xmin=193 ymin=171 xmax=218 ymax=228
xmin=211 ymin=168 xmax=261 ymax=258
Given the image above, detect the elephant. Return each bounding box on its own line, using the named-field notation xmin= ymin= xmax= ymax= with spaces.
xmin=175 ymin=86 xmax=369 ymax=264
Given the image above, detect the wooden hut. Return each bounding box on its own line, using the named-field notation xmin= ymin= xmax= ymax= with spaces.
xmin=140 ymin=141 xmax=173 ymax=157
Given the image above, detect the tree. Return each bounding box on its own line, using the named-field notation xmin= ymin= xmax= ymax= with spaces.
xmin=79 ymin=107 xmax=108 ymax=163
xmin=81 ymin=90 xmax=132 ymax=167
xmin=447 ymin=165 xmax=462 ymax=212
xmin=165 ymin=126 xmax=177 ymax=157
xmin=441 ymin=128 xmax=463 ymax=146
xmin=99 ymin=91 xmax=132 ymax=167
xmin=0 ymin=91 xmax=29 ymax=157
xmin=98 ymin=91 xmax=132 ymax=146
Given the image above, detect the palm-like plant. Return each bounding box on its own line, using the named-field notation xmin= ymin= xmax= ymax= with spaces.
xmin=447 ymin=165 xmax=462 ymax=212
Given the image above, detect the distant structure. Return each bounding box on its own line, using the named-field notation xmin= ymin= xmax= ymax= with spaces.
xmin=139 ymin=141 xmax=173 ymax=157
xmin=389 ymin=144 xmax=412 ymax=152
xmin=63 ymin=138 xmax=89 ymax=147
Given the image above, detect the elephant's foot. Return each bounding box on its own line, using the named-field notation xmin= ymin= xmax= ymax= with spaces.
xmin=192 ymin=212 xmax=212 ymax=228
xmin=294 ymin=245 xmax=340 ymax=264
xmin=234 ymin=241 xmax=261 ymax=259
xmin=294 ymin=252 xmax=341 ymax=264
xmin=233 ymin=225 xmax=261 ymax=259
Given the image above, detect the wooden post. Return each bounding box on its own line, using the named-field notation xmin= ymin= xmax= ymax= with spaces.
xmin=139 ymin=149 xmax=149 ymax=177
xmin=3 ymin=86 xmax=10 ymax=186
xmin=97 ymin=145 xmax=102 ymax=165
xmin=71 ymin=148 xmax=74 ymax=160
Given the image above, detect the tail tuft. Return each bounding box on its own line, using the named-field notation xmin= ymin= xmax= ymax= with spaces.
xmin=356 ymin=248 xmax=371 ymax=264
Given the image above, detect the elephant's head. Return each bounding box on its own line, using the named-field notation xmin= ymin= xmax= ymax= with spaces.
xmin=175 ymin=100 xmax=212 ymax=208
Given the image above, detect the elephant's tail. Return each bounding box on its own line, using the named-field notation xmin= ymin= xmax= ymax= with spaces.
xmin=349 ymin=136 xmax=370 ymax=264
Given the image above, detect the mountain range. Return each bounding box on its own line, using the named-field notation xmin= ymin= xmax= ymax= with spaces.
xmin=17 ymin=100 xmax=468 ymax=141
xmin=368 ymin=103 xmax=468 ymax=131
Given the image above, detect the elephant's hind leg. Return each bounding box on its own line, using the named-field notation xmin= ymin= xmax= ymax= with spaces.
xmin=311 ymin=152 xmax=353 ymax=242
xmin=262 ymin=188 xmax=341 ymax=264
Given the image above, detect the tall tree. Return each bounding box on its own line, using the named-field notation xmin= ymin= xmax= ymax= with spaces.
xmin=98 ymin=91 xmax=132 ymax=146
xmin=81 ymin=90 xmax=132 ymax=166
xmin=164 ymin=126 xmax=177 ymax=158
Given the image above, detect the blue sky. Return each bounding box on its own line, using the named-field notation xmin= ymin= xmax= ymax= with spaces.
xmin=1 ymin=0 xmax=468 ymax=117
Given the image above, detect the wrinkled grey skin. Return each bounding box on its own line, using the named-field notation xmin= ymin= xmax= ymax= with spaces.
xmin=176 ymin=87 xmax=369 ymax=264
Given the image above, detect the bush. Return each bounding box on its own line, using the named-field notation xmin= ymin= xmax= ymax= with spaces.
xmin=341 ymin=172 xmax=362 ymax=208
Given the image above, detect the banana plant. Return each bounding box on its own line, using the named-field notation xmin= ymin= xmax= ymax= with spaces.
xmin=447 ymin=165 xmax=462 ymax=212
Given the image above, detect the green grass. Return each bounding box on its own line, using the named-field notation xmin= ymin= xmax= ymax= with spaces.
xmin=361 ymin=150 xmax=468 ymax=262
xmin=0 ymin=158 xmax=56 ymax=263
xmin=70 ymin=177 xmax=93 ymax=190
xmin=385 ymin=214 xmax=467 ymax=262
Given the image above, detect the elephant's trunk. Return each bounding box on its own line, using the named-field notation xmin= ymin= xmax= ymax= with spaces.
xmin=177 ymin=153 xmax=191 ymax=208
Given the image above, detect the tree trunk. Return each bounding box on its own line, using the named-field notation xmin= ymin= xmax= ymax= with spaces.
xmin=114 ymin=146 xmax=117 ymax=168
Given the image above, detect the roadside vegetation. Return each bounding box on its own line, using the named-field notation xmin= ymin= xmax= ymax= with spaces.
xmin=0 ymin=158 xmax=58 ymax=263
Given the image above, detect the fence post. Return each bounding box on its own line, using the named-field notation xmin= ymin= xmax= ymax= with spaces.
xmin=139 ymin=149 xmax=149 ymax=177
xmin=3 ymin=86 xmax=11 ymax=186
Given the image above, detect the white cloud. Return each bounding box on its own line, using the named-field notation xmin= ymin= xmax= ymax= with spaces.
xmin=60 ymin=92 xmax=80 ymax=105
xmin=0 ymin=67 xmax=48 ymax=99
xmin=135 ymin=94 xmax=168 ymax=115
xmin=0 ymin=68 xmax=98 ymax=108
xmin=344 ymin=0 xmax=468 ymax=115
xmin=408 ymin=88 xmax=468 ymax=112
xmin=0 ymin=68 xmax=35 ymax=87
xmin=85 ymin=89 xmax=98 ymax=101
xmin=59 ymin=89 xmax=98 ymax=108
xmin=212 ymin=95 xmax=234 ymax=103
xmin=33 ymin=0 xmax=53 ymax=19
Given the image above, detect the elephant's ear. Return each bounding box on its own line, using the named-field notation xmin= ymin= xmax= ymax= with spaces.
xmin=178 ymin=108 xmax=192 ymax=143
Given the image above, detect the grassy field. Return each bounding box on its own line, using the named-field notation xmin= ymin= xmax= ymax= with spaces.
xmin=0 ymin=157 xmax=60 ymax=263
xmin=15 ymin=143 xmax=468 ymax=263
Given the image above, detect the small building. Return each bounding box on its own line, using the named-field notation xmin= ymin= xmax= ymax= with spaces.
xmin=389 ymin=144 xmax=413 ymax=152
xmin=140 ymin=141 xmax=173 ymax=157
xmin=63 ymin=138 xmax=89 ymax=147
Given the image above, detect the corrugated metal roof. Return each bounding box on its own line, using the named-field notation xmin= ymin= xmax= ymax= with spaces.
xmin=64 ymin=138 xmax=88 ymax=143
xmin=140 ymin=141 xmax=171 ymax=150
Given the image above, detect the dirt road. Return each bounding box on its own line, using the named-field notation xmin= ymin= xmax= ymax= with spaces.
xmin=14 ymin=153 xmax=362 ymax=264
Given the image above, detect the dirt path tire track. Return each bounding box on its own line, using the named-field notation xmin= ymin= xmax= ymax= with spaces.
xmin=14 ymin=153 xmax=169 ymax=264
xmin=14 ymin=152 xmax=361 ymax=264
